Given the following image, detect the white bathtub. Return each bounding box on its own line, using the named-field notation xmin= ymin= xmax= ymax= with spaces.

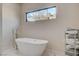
xmin=15 ymin=38 xmax=48 ymax=56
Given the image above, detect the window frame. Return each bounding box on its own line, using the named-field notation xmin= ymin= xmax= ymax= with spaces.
xmin=26 ymin=6 xmax=56 ymax=22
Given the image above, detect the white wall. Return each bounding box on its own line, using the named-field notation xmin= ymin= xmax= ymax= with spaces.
xmin=17 ymin=3 xmax=79 ymax=55
xmin=2 ymin=3 xmax=21 ymax=51
xmin=0 ymin=3 xmax=2 ymax=55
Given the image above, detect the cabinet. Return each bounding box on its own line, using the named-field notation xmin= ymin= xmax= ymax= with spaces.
xmin=65 ymin=29 xmax=79 ymax=56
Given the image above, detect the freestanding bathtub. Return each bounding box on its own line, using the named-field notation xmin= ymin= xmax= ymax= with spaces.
xmin=15 ymin=38 xmax=48 ymax=56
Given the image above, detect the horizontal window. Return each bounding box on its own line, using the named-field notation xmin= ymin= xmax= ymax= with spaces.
xmin=26 ymin=6 xmax=56 ymax=22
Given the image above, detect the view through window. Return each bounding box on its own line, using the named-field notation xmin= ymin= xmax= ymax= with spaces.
xmin=26 ymin=6 xmax=56 ymax=22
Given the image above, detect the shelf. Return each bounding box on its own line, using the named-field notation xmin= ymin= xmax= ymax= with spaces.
xmin=65 ymin=29 xmax=79 ymax=56
xmin=66 ymin=43 xmax=79 ymax=46
xmin=65 ymin=50 xmax=79 ymax=56
xmin=65 ymin=51 xmax=74 ymax=54
xmin=65 ymin=51 xmax=74 ymax=56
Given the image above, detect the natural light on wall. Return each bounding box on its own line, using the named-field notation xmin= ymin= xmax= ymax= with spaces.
xmin=26 ymin=6 xmax=56 ymax=22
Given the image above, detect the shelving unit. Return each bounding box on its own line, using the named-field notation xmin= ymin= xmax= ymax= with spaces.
xmin=65 ymin=29 xmax=79 ymax=56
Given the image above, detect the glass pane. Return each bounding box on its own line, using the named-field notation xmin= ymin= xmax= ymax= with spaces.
xmin=32 ymin=11 xmax=39 ymax=19
xmin=27 ymin=11 xmax=39 ymax=21
xmin=38 ymin=10 xmax=47 ymax=16
xmin=38 ymin=10 xmax=48 ymax=20
xmin=27 ymin=13 xmax=33 ymax=17
xmin=47 ymin=7 xmax=56 ymax=19
xmin=27 ymin=13 xmax=35 ymax=21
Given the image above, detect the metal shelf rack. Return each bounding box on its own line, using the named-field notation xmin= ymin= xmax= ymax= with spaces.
xmin=65 ymin=29 xmax=79 ymax=56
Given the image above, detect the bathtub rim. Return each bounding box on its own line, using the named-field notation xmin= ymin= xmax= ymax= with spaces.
xmin=15 ymin=38 xmax=48 ymax=45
